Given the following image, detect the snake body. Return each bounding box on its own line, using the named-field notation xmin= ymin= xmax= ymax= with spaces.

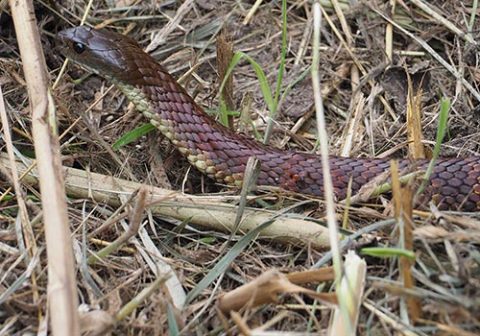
xmin=58 ymin=26 xmax=480 ymax=211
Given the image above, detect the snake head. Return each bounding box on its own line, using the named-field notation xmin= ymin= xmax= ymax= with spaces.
xmin=57 ymin=26 xmax=142 ymax=80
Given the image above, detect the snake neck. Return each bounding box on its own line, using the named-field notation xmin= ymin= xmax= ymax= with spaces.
xmin=113 ymin=76 xmax=279 ymax=186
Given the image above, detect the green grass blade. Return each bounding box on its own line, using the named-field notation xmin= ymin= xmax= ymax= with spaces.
xmin=360 ymin=247 xmax=416 ymax=260
xmin=417 ymin=97 xmax=450 ymax=194
xmin=112 ymin=123 xmax=156 ymax=150
xmin=264 ymin=0 xmax=288 ymax=144
xmin=218 ymin=52 xmax=275 ymax=124
xmin=218 ymin=99 xmax=229 ymax=127
xmin=167 ymin=303 xmax=179 ymax=336
xmin=273 ymin=0 xmax=287 ymax=111
xmin=184 ymin=219 xmax=275 ymax=305
xmin=432 ymin=97 xmax=450 ymax=158
xmin=218 ymin=0 xmax=287 ymax=134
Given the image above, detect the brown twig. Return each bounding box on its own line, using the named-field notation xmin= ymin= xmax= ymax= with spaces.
xmin=391 ymin=160 xmax=421 ymax=323
xmin=217 ymin=29 xmax=235 ymax=129
xmin=87 ymin=187 xmax=147 ymax=265
xmin=217 ymin=269 xmax=337 ymax=313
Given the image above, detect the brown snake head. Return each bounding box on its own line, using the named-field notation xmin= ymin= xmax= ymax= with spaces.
xmin=57 ymin=26 xmax=144 ymax=81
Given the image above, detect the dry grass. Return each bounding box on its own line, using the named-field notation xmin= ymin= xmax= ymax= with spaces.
xmin=1 ymin=0 xmax=480 ymax=334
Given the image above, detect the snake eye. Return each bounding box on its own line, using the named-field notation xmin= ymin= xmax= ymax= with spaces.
xmin=72 ymin=42 xmax=86 ymax=54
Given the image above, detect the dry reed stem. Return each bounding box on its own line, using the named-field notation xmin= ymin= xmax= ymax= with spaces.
xmin=0 ymin=153 xmax=331 ymax=248
xmin=87 ymin=187 xmax=148 ymax=265
xmin=145 ymin=0 xmax=195 ymax=52
xmin=8 ymin=0 xmax=80 ymax=334
xmin=0 ymin=86 xmax=40 ymax=309
xmin=415 ymin=318 xmax=480 ymax=336
xmin=340 ymin=95 xmax=366 ymax=157
xmin=321 ymin=4 xmax=397 ymax=124
xmin=330 ymin=0 xmax=362 ymax=158
xmin=115 ymin=273 xmax=170 ymax=322
xmin=406 ymin=77 xmax=425 ymax=159
xmin=0 ymin=89 xmax=36 ymax=260
xmin=230 ymin=311 xmax=252 ymax=335
xmin=391 ymin=161 xmax=421 ymax=323
xmin=312 ymin=3 xmax=352 ymax=335
xmin=363 ymin=300 xmax=418 ymax=336
xmin=217 ymin=29 xmax=235 ymax=129
xmin=286 ymin=266 xmax=335 ymax=284
xmin=409 ymin=0 xmax=477 ymax=46
xmin=371 ymin=5 xmax=480 ymax=102
xmin=243 ymin=0 xmax=264 ymax=25
xmin=328 ymin=251 xmax=366 ymax=336
xmin=385 ymin=0 xmax=394 ymax=61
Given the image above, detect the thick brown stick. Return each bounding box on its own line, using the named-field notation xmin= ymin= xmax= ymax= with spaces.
xmin=8 ymin=1 xmax=80 ymax=334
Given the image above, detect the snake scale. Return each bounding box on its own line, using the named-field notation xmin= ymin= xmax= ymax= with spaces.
xmin=57 ymin=26 xmax=480 ymax=212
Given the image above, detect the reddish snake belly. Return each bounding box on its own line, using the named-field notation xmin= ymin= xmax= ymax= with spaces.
xmin=57 ymin=26 xmax=480 ymax=212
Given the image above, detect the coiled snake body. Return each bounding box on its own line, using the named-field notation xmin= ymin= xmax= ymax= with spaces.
xmin=58 ymin=26 xmax=480 ymax=211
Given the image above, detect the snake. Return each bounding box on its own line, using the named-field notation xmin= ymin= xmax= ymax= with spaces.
xmin=57 ymin=26 xmax=480 ymax=212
